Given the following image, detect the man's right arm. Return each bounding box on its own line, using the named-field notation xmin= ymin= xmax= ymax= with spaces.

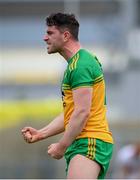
xmin=39 ymin=113 xmax=65 ymax=139
xmin=22 ymin=113 xmax=65 ymax=143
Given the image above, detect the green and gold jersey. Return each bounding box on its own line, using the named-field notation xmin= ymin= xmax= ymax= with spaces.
xmin=61 ymin=49 xmax=113 ymax=144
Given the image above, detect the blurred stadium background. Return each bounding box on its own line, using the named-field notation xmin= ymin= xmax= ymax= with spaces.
xmin=0 ymin=0 xmax=140 ymax=178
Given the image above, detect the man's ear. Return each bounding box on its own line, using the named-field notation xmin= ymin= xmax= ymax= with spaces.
xmin=63 ymin=31 xmax=71 ymax=42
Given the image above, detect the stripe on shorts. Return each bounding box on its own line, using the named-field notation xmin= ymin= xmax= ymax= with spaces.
xmin=86 ymin=138 xmax=96 ymax=160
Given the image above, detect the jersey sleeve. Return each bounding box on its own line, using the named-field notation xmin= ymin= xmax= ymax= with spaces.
xmin=70 ymin=60 xmax=104 ymax=89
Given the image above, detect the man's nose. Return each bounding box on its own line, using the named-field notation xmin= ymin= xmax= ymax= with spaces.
xmin=44 ymin=35 xmax=48 ymax=42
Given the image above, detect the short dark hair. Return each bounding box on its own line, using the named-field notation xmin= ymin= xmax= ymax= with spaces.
xmin=46 ymin=13 xmax=79 ymax=41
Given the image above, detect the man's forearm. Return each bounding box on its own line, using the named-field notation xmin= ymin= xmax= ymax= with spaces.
xmin=59 ymin=110 xmax=89 ymax=148
xmin=38 ymin=113 xmax=65 ymax=140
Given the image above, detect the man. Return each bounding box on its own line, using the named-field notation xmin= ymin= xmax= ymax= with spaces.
xmin=22 ymin=13 xmax=114 ymax=179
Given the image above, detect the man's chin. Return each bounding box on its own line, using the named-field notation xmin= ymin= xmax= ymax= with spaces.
xmin=47 ymin=49 xmax=57 ymax=54
xmin=47 ymin=51 xmax=52 ymax=54
xmin=47 ymin=49 xmax=52 ymax=54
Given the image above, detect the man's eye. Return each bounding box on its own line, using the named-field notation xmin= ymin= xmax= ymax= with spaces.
xmin=48 ymin=32 xmax=53 ymax=35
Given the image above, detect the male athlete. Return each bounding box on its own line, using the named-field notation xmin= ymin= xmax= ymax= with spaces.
xmin=22 ymin=13 xmax=114 ymax=179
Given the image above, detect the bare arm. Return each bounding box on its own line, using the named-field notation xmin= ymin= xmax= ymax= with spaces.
xmin=39 ymin=113 xmax=64 ymax=139
xmin=59 ymin=87 xmax=92 ymax=148
xmin=22 ymin=113 xmax=64 ymax=143
xmin=47 ymin=87 xmax=93 ymax=159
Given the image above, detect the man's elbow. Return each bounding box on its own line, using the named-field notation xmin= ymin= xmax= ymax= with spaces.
xmin=76 ymin=108 xmax=90 ymax=119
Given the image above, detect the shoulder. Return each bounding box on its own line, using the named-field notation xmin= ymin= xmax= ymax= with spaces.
xmin=67 ymin=49 xmax=103 ymax=76
xmin=78 ymin=49 xmax=94 ymax=64
xmin=76 ymin=49 xmax=102 ymax=69
xmin=68 ymin=49 xmax=100 ymax=70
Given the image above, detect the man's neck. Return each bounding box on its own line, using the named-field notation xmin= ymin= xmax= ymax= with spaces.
xmin=59 ymin=41 xmax=81 ymax=61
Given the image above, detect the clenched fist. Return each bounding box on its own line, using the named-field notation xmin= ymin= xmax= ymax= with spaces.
xmin=48 ymin=142 xmax=67 ymax=159
xmin=21 ymin=127 xmax=42 ymax=143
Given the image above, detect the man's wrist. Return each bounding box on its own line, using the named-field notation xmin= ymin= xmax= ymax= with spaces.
xmin=38 ymin=130 xmax=48 ymax=140
xmin=59 ymin=139 xmax=71 ymax=150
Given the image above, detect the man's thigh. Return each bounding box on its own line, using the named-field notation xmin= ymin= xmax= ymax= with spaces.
xmin=67 ymin=154 xmax=101 ymax=179
xmin=65 ymin=138 xmax=113 ymax=179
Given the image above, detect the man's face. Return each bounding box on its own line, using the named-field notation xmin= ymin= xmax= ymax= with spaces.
xmin=44 ymin=26 xmax=65 ymax=54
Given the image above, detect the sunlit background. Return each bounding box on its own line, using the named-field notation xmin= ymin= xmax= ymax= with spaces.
xmin=0 ymin=0 xmax=140 ymax=178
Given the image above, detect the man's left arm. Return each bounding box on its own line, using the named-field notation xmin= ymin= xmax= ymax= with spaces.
xmin=48 ymin=87 xmax=93 ymax=159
